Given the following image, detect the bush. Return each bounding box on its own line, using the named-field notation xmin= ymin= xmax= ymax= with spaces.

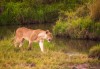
xmin=0 ymin=2 xmax=26 ymax=25
xmin=90 ymin=0 xmax=100 ymax=21
xmin=53 ymin=11 xmax=100 ymax=39
xmin=0 ymin=0 xmax=93 ymax=25
xmin=89 ymin=45 xmax=100 ymax=59
xmin=53 ymin=20 xmax=67 ymax=36
xmin=76 ymin=5 xmax=89 ymax=17
xmin=0 ymin=1 xmax=59 ymax=25
xmin=66 ymin=17 xmax=94 ymax=38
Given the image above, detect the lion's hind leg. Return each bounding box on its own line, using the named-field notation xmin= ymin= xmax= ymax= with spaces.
xmin=19 ymin=38 xmax=24 ymax=47
xmin=14 ymin=37 xmax=19 ymax=47
xmin=14 ymin=37 xmax=24 ymax=48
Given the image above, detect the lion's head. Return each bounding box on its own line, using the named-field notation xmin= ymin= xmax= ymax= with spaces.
xmin=45 ymin=30 xmax=53 ymax=42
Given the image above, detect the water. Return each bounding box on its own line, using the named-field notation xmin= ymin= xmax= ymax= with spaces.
xmin=0 ymin=24 xmax=100 ymax=53
xmin=54 ymin=37 xmax=100 ymax=53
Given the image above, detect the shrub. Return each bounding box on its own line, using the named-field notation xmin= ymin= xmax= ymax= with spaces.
xmin=66 ymin=17 xmax=93 ymax=38
xmin=90 ymin=0 xmax=100 ymax=21
xmin=0 ymin=2 xmax=24 ymax=25
xmin=53 ymin=20 xmax=67 ymax=36
xmin=53 ymin=12 xmax=100 ymax=39
xmin=0 ymin=1 xmax=59 ymax=25
xmin=89 ymin=45 xmax=100 ymax=59
xmin=94 ymin=23 xmax=100 ymax=35
xmin=0 ymin=0 xmax=93 ymax=25
xmin=76 ymin=5 xmax=89 ymax=17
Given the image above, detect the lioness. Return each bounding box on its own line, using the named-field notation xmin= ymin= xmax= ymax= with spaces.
xmin=14 ymin=27 xmax=53 ymax=52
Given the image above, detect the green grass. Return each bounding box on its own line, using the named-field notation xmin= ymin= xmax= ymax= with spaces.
xmin=0 ymin=1 xmax=59 ymax=25
xmin=89 ymin=44 xmax=100 ymax=59
xmin=53 ymin=20 xmax=67 ymax=36
xmin=0 ymin=0 xmax=92 ymax=25
xmin=53 ymin=15 xmax=100 ymax=39
xmin=0 ymin=38 xmax=99 ymax=69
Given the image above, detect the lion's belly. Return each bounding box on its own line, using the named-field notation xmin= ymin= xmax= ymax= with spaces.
xmin=23 ymin=31 xmax=33 ymax=41
xmin=23 ymin=36 xmax=30 ymax=41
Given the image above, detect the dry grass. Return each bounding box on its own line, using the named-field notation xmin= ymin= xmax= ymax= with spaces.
xmin=0 ymin=38 xmax=99 ymax=69
xmin=90 ymin=0 xmax=100 ymax=21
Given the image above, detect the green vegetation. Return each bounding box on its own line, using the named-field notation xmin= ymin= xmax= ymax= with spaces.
xmin=1 ymin=0 xmax=100 ymax=39
xmin=0 ymin=0 xmax=92 ymax=25
xmin=53 ymin=16 xmax=100 ymax=39
xmin=89 ymin=45 xmax=100 ymax=59
xmin=53 ymin=0 xmax=100 ymax=40
xmin=0 ymin=0 xmax=100 ymax=68
xmin=0 ymin=0 xmax=59 ymax=25
xmin=53 ymin=20 xmax=67 ymax=36
xmin=0 ymin=38 xmax=99 ymax=69
xmin=90 ymin=0 xmax=100 ymax=21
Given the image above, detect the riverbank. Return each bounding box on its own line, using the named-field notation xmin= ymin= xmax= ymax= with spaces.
xmin=0 ymin=37 xmax=100 ymax=69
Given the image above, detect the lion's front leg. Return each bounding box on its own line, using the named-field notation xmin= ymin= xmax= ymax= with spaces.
xmin=28 ymin=41 xmax=32 ymax=50
xmin=39 ymin=40 xmax=44 ymax=52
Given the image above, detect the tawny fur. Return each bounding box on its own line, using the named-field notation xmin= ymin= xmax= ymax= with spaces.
xmin=14 ymin=27 xmax=53 ymax=52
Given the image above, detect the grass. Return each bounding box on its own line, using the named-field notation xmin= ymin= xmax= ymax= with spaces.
xmin=90 ymin=0 xmax=100 ymax=21
xmin=0 ymin=37 xmax=99 ymax=69
xmin=89 ymin=44 xmax=100 ymax=59
xmin=0 ymin=0 xmax=93 ymax=25
xmin=53 ymin=14 xmax=100 ymax=39
xmin=52 ymin=0 xmax=100 ymax=40
xmin=0 ymin=1 xmax=59 ymax=25
xmin=53 ymin=20 xmax=67 ymax=36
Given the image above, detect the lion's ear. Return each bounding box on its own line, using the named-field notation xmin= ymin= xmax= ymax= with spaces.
xmin=46 ymin=30 xmax=49 ymax=34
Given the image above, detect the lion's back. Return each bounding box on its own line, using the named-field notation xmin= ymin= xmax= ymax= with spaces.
xmin=16 ymin=27 xmax=33 ymax=38
xmin=15 ymin=27 xmax=45 ymax=41
xmin=30 ymin=29 xmax=45 ymax=41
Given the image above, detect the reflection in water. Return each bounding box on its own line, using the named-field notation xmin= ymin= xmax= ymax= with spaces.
xmin=53 ymin=37 xmax=100 ymax=53
xmin=0 ymin=24 xmax=100 ymax=53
